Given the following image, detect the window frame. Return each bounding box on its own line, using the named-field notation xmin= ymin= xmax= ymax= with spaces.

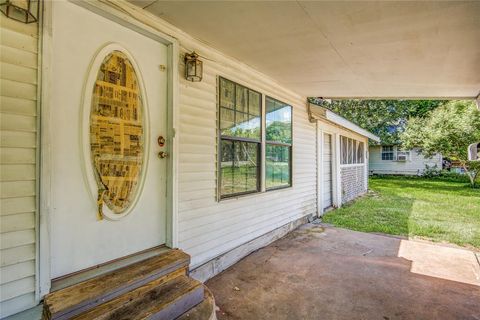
xmin=381 ymin=145 xmax=395 ymax=161
xmin=217 ymin=77 xmax=262 ymax=199
xmin=265 ymin=96 xmax=293 ymax=191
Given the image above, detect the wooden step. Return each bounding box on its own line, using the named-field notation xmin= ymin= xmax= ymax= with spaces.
xmin=72 ymin=275 xmax=204 ymax=320
xmin=43 ymin=249 xmax=190 ymax=320
xmin=177 ymin=286 xmax=216 ymax=320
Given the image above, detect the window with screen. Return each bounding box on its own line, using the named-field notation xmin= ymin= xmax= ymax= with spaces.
xmin=340 ymin=136 xmax=365 ymax=164
xmin=219 ymin=77 xmax=261 ymax=198
xmin=265 ymin=96 xmax=292 ymax=190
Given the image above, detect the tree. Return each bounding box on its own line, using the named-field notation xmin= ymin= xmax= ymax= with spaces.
xmin=308 ymin=98 xmax=442 ymax=145
xmin=401 ymin=100 xmax=480 ymax=187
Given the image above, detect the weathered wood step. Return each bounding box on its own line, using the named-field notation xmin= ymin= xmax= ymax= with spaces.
xmin=72 ymin=275 xmax=204 ymax=320
xmin=43 ymin=249 xmax=190 ymax=320
xmin=177 ymin=286 xmax=216 ymax=320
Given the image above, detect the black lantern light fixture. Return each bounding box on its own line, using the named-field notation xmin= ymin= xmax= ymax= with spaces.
xmin=184 ymin=51 xmax=203 ymax=82
xmin=0 ymin=0 xmax=39 ymax=24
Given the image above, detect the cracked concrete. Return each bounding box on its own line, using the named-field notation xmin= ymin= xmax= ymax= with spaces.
xmin=206 ymin=224 xmax=480 ymax=320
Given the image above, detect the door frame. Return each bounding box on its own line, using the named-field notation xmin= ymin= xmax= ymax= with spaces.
xmin=38 ymin=0 xmax=179 ymax=299
xmin=317 ymin=126 xmax=337 ymax=216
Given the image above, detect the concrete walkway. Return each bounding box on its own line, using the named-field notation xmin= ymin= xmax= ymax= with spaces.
xmin=206 ymin=224 xmax=480 ymax=320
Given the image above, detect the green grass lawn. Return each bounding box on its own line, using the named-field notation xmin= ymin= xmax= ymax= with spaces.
xmin=322 ymin=176 xmax=480 ymax=249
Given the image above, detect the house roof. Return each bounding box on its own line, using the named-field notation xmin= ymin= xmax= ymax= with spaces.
xmin=308 ymin=103 xmax=381 ymax=142
xmin=130 ymin=1 xmax=479 ymax=99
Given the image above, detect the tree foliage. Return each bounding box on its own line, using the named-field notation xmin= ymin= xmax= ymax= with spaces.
xmin=308 ymin=98 xmax=442 ymax=145
xmin=401 ymin=100 xmax=480 ymax=187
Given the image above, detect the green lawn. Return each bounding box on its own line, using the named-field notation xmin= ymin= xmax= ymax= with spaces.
xmin=322 ymin=176 xmax=480 ymax=249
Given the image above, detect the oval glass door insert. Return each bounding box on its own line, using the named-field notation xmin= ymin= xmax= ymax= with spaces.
xmin=90 ymin=50 xmax=144 ymax=215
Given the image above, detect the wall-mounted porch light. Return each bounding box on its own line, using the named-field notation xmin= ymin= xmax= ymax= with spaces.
xmin=184 ymin=51 xmax=203 ymax=82
xmin=0 ymin=0 xmax=39 ymax=24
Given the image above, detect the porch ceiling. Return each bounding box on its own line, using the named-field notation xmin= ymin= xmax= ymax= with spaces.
xmin=130 ymin=1 xmax=480 ymax=99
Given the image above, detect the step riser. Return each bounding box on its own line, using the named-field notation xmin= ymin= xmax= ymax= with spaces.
xmin=49 ymin=267 xmax=188 ymax=320
xmin=150 ymin=285 xmax=204 ymax=320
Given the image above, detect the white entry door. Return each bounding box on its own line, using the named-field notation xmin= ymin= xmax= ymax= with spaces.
xmin=322 ymin=133 xmax=333 ymax=210
xmin=50 ymin=1 xmax=168 ymax=278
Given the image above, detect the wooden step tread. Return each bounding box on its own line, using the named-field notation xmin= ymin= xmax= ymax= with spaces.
xmin=44 ymin=249 xmax=190 ymax=320
xmin=72 ymin=275 xmax=204 ymax=320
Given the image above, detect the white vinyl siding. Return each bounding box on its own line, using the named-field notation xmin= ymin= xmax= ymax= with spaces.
xmin=369 ymin=146 xmax=442 ymax=175
xmin=0 ymin=17 xmax=38 ymax=318
xmin=176 ymin=47 xmax=316 ymax=268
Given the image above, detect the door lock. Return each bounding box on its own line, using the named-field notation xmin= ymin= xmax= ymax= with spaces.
xmin=158 ymin=151 xmax=168 ymax=159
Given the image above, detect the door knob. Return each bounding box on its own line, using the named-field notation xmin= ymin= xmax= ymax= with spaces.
xmin=158 ymin=151 xmax=168 ymax=159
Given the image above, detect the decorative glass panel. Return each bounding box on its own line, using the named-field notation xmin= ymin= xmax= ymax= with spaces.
xmin=266 ymin=97 xmax=292 ymax=144
xmin=220 ymin=140 xmax=259 ymax=197
xmin=90 ymin=51 xmax=144 ymax=214
xmin=266 ymin=144 xmax=291 ymax=189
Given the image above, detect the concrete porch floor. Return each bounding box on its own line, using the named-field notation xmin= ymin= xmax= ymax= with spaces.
xmin=206 ymin=223 xmax=480 ymax=320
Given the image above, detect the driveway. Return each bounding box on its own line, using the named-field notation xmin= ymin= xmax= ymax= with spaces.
xmin=206 ymin=223 xmax=480 ymax=320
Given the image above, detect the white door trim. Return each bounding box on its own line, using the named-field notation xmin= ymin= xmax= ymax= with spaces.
xmin=39 ymin=0 xmax=179 ymax=298
xmin=317 ymin=126 xmax=336 ymax=216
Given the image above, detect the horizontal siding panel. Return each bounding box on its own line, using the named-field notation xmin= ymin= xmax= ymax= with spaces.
xmin=0 ymin=229 xmax=35 ymax=250
xmin=0 ymin=113 xmax=36 ymax=132
xmin=0 ymin=79 xmax=37 ymax=100
xmin=0 ymin=164 xmax=36 ymax=181
xmin=178 ymin=171 xmax=213 ymax=184
xmin=0 ymin=130 xmax=36 ymax=148
xmin=180 ymin=194 xmax=316 ymax=241
xmin=179 ymin=151 xmax=216 ymax=161
xmin=0 ymin=27 xmax=38 ymax=53
xmin=0 ymin=148 xmax=36 ymax=164
xmin=0 ymin=96 xmax=37 ymax=116
xmin=0 ymin=260 xmax=35 ymax=285
xmin=0 ymin=16 xmax=37 ymax=38
xmin=0 ymin=276 xmax=35 ymax=302
xmin=179 ymin=188 xmax=315 ymax=222
xmin=0 ymin=244 xmax=35 ymax=267
xmin=0 ymin=213 xmax=35 ymax=233
xmin=0 ymin=292 xmax=36 ymax=319
xmin=0 ymin=62 xmax=37 ymax=85
xmin=0 ymin=181 xmax=35 ymax=198
xmin=179 ymin=142 xmax=216 ymax=153
xmin=179 ymin=188 xmax=315 ymax=226
xmin=0 ymin=45 xmax=37 ymax=69
xmin=180 ymin=101 xmax=217 ymax=117
xmin=179 ymin=180 xmax=216 ymax=192
xmin=0 ymin=197 xmax=36 ymax=216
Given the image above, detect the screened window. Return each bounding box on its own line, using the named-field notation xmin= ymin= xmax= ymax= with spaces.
xmin=340 ymin=136 xmax=365 ymax=164
xmin=381 ymin=146 xmax=394 ymax=160
xmin=219 ymin=78 xmax=261 ymax=198
xmin=266 ymin=96 xmax=292 ymax=190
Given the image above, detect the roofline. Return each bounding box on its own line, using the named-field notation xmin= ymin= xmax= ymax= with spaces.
xmin=308 ymin=103 xmax=381 ymax=142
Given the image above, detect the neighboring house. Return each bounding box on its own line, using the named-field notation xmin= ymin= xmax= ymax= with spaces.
xmin=369 ymin=145 xmax=443 ymax=175
xmin=0 ymin=2 xmax=381 ymax=318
